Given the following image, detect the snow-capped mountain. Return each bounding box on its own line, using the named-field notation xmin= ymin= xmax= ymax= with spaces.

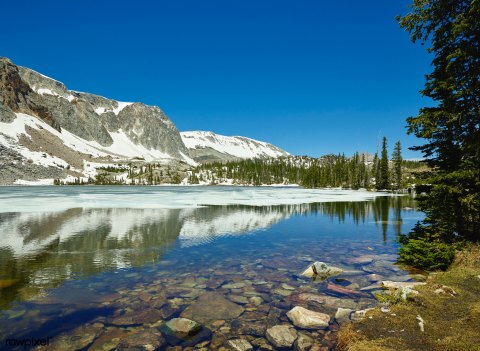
xmin=181 ymin=131 xmax=289 ymax=163
xmin=0 ymin=57 xmax=290 ymax=184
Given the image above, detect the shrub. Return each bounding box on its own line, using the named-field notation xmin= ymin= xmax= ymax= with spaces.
xmin=399 ymin=237 xmax=456 ymax=270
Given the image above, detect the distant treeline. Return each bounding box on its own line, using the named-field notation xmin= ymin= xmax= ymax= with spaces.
xmin=54 ymin=138 xmax=428 ymax=189
xmin=191 ymin=139 xmax=428 ymax=190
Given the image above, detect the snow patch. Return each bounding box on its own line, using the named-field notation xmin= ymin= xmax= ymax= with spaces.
xmin=103 ymin=129 xmax=173 ymax=161
xmin=33 ymin=87 xmax=75 ymax=103
xmin=94 ymin=101 xmax=133 ymax=116
xmin=181 ymin=131 xmax=289 ymax=159
xmin=14 ymin=179 xmax=55 ymax=185
xmin=0 ymin=113 xmax=178 ymax=166
xmin=35 ymin=88 xmax=57 ymax=96
xmin=0 ymin=115 xmax=70 ymax=169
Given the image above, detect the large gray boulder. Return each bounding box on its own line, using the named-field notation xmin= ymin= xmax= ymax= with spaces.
xmin=287 ymin=306 xmax=330 ymax=330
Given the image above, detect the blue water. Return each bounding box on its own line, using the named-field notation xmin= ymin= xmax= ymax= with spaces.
xmin=0 ymin=187 xmax=422 ymax=350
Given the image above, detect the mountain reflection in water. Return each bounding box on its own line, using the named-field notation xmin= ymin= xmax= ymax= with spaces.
xmin=0 ymin=196 xmax=417 ymax=310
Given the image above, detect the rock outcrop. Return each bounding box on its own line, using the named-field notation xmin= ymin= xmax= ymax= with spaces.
xmin=0 ymin=57 xmax=190 ymax=157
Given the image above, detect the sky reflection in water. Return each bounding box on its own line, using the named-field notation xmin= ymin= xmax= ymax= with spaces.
xmin=0 ymin=187 xmax=421 ymax=349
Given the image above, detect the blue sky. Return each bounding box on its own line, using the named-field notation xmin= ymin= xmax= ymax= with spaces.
xmin=2 ymin=0 xmax=430 ymax=158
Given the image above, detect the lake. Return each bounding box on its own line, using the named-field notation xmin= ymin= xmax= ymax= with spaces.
xmin=0 ymin=186 xmax=423 ymax=350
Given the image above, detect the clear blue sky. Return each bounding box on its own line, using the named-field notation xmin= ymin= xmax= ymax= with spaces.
xmin=2 ymin=0 xmax=431 ymax=158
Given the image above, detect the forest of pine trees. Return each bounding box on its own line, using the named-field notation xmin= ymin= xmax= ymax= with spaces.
xmin=54 ymin=137 xmax=425 ymax=190
xmin=191 ymin=139 xmax=420 ymax=190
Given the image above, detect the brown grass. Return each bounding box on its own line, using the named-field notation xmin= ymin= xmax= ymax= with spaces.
xmin=337 ymin=244 xmax=480 ymax=351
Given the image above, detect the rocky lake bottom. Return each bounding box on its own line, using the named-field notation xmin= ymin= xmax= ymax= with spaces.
xmin=0 ymin=187 xmax=424 ymax=350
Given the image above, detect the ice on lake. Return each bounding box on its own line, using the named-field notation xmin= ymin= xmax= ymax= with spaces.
xmin=0 ymin=185 xmax=393 ymax=213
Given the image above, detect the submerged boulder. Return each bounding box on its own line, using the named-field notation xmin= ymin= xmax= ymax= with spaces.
xmin=117 ymin=329 xmax=166 ymax=351
xmin=164 ymin=318 xmax=201 ymax=338
xmin=294 ymin=332 xmax=314 ymax=351
xmin=266 ymin=325 xmax=297 ymax=349
xmin=181 ymin=291 xmax=244 ymax=323
xmin=161 ymin=317 xmax=211 ymax=347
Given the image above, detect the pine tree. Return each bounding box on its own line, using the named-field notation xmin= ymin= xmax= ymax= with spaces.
xmin=398 ymin=0 xmax=480 ymax=243
xmin=392 ymin=141 xmax=403 ymax=190
xmin=377 ymin=137 xmax=390 ymax=190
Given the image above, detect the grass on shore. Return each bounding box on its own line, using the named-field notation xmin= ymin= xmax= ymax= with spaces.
xmin=337 ymin=244 xmax=480 ymax=351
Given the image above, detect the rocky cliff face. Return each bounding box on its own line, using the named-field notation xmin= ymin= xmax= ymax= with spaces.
xmin=1 ymin=57 xmax=190 ymax=158
xmin=0 ymin=57 xmax=197 ymax=184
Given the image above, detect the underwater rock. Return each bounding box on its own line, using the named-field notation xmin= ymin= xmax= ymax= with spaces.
xmin=345 ymin=255 xmax=376 ymax=265
xmin=249 ymin=296 xmax=264 ymax=306
xmin=266 ymin=306 xmax=283 ymax=328
xmin=266 ymin=325 xmax=297 ymax=349
xmin=294 ymin=332 xmax=314 ymax=351
xmin=251 ymin=338 xmax=275 ymax=351
xmin=164 ymin=318 xmax=201 ymax=338
xmin=227 ymin=339 xmax=254 ymax=351
xmin=181 ymin=292 xmax=244 ymax=324
xmin=290 ymin=293 xmax=357 ymax=310
xmin=88 ymin=328 xmax=130 ymax=351
xmin=222 ymin=282 xmax=247 ymax=289
xmin=117 ymin=328 xmax=166 ymax=351
xmin=334 ymin=308 xmax=353 ymax=323
xmin=227 ymin=295 xmax=249 ymax=304
xmin=326 ymin=283 xmax=370 ymax=298
xmin=366 ymin=274 xmax=385 ymax=282
xmin=231 ymin=319 xmax=266 ymax=337
xmin=46 ymin=325 xmax=100 ymax=351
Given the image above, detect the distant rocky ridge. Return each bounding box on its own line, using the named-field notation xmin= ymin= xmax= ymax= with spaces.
xmin=0 ymin=57 xmax=289 ymax=184
xmin=181 ymin=131 xmax=289 ymax=163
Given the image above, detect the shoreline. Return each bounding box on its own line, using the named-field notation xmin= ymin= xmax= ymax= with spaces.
xmin=337 ymin=245 xmax=480 ymax=351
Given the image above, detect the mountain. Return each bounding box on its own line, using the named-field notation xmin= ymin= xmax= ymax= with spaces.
xmin=0 ymin=58 xmax=290 ymax=185
xmin=181 ymin=131 xmax=289 ymax=163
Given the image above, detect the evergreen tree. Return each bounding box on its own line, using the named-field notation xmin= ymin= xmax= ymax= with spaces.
xmin=397 ymin=0 xmax=480 ymax=266
xmin=392 ymin=141 xmax=403 ymax=190
xmin=377 ymin=137 xmax=390 ymax=190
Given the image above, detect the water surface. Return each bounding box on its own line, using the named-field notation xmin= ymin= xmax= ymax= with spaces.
xmin=0 ymin=186 xmax=422 ymax=350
